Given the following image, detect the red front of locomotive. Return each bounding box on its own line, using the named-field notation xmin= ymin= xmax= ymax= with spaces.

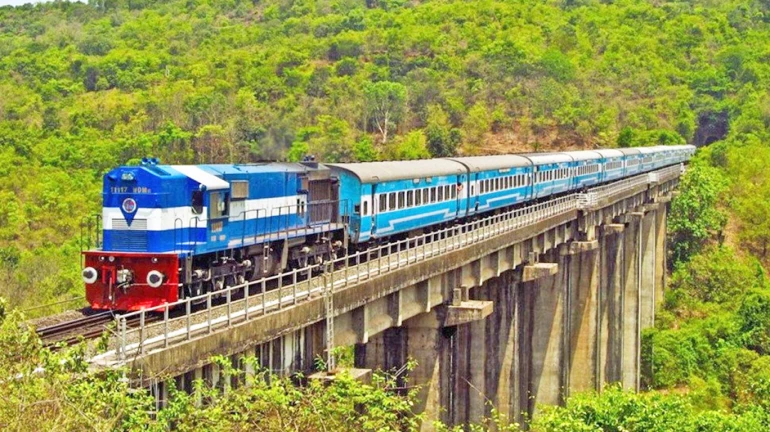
xmin=82 ymin=251 xmax=179 ymax=311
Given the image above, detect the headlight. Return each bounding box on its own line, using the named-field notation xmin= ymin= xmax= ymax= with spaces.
xmin=147 ymin=270 xmax=164 ymax=288
xmin=82 ymin=267 xmax=98 ymax=284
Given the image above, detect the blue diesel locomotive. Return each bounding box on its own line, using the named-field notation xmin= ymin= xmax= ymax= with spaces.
xmin=83 ymin=145 xmax=694 ymax=311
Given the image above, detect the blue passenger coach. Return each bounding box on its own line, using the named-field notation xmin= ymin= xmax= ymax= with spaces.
xmin=562 ymin=151 xmax=602 ymax=190
xmin=525 ymin=153 xmax=574 ymax=198
xmin=447 ymin=155 xmax=533 ymax=216
xmin=328 ymin=160 xmax=466 ymax=242
xmin=619 ymin=148 xmax=643 ymax=176
xmin=595 ymin=149 xmax=625 ymax=183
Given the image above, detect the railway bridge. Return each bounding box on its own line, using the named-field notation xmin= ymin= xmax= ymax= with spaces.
xmin=91 ymin=165 xmax=682 ymax=428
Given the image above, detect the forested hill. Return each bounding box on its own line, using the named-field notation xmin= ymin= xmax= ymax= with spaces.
xmin=3 ymin=2 xmax=770 ymax=429
xmin=1 ymin=0 xmax=769 ymax=309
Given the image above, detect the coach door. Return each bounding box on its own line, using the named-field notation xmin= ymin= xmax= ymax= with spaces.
xmin=456 ymin=173 xmax=468 ymax=218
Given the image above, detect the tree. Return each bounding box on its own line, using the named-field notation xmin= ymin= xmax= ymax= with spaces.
xmin=668 ymin=163 xmax=728 ymax=266
xmin=389 ymin=130 xmax=430 ymax=160
xmin=425 ymin=104 xmax=460 ymax=157
xmin=363 ymin=81 xmax=407 ymax=144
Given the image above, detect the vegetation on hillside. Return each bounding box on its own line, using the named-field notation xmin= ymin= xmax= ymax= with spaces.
xmin=3 ymin=0 xmax=770 ymax=429
xmin=3 ymin=0 xmax=770 ymax=312
xmin=0 ymin=299 xmax=421 ymax=431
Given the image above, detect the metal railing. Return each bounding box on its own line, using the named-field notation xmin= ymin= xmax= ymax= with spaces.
xmin=104 ymin=166 xmax=683 ymax=361
xmin=576 ymin=165 xmax=681 ymax=210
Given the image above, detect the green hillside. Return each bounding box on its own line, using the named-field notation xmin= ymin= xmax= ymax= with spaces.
xmin=2 ymin=0 xmax=770 ymax=428
xmin=3 ymin=0 xmax=768 ymax=311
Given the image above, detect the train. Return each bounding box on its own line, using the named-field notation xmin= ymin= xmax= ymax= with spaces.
xmin=82 ymin=145 xmax=695 ymax=311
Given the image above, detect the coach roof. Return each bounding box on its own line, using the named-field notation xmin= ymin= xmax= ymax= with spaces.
xmin=560 ymin=150 xmax=603 ymax=161
xmin=328 ymin=159 xmax=466 ymax=184
xmin=445 ymin=155 xmax=532 ymax=172
xmin=519 ymin=153 xmax=574 ymax=164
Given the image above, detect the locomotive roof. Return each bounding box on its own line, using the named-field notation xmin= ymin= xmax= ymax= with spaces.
xmin=445 ymin=155 xmax=531 ymax=172
xmin=328 ymin=160 xmax=465 ymax=184
xmin=166 ymin=165 xmax=230 ymax=190
xmin=197 ymin=163 xmax=321 ymax=175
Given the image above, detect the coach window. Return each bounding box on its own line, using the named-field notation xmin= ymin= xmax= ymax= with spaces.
xmin=416 ymin=189 xmax=422 ymax=205
xmin=451 ymin=185 xmax=457 ymax=199
xmin=438 ymin=186 xmax=444 ymax=202
xmin=445 ymin=185 xmax=451 ymax=199
xmin=423 ymin=188 xmax=429 ymax=204
xmin=430 ymin=187 xmax=437 ymax=203
xmin=209 ymin=191 xmax=229 ymax=219
xmin=389 ymin=193 xmax=396 ymax=211
xmin=363 ymin=201 xmax=368 ymax=216
xmin=398 ymin=191 xmax=405 ymax=209
xmin=379 ymin=195 xmax=387 ymax=213
xmin=407 ymin=190 xmax=414 ymax=207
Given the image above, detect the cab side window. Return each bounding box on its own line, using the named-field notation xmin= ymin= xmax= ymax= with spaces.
xmin=210 ymin=191 xmax=229 ymax=219
xmin=192 ymin=191 xmax=204 ymax=214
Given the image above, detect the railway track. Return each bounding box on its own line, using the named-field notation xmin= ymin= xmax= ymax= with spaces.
xmin=36 ymin=311 xmax=160 ymax=348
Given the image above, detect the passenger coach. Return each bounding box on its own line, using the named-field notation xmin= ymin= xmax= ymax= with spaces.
xmin=328 ymin=160 xmax=466 ymax=243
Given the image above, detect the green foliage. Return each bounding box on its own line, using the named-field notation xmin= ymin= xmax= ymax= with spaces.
xmin=726 ymin=142 xmax=770 ymax=259
xmin=531 ymin=386 xmax=770 ymax=432
xmin=363 ymin=80 xmax=407 ymax=144
xmin=668 ymin=246 xmax=762 ymax=307
xmin=6 ymin=0 xmax=770 ymax=311
xmin=388 ymin=129 xmax=431 ymax=160
xmin=668 ymin=162 xmax=728 ymax=266
xmin=644 ymin=242 xmax=770 ymax=414
xmin=0 ymin=300 xmax=422 ymax=431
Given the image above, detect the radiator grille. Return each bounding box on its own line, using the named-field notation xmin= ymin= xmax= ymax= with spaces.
xmin=111 ymin=218 xmax=148 ymax=251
